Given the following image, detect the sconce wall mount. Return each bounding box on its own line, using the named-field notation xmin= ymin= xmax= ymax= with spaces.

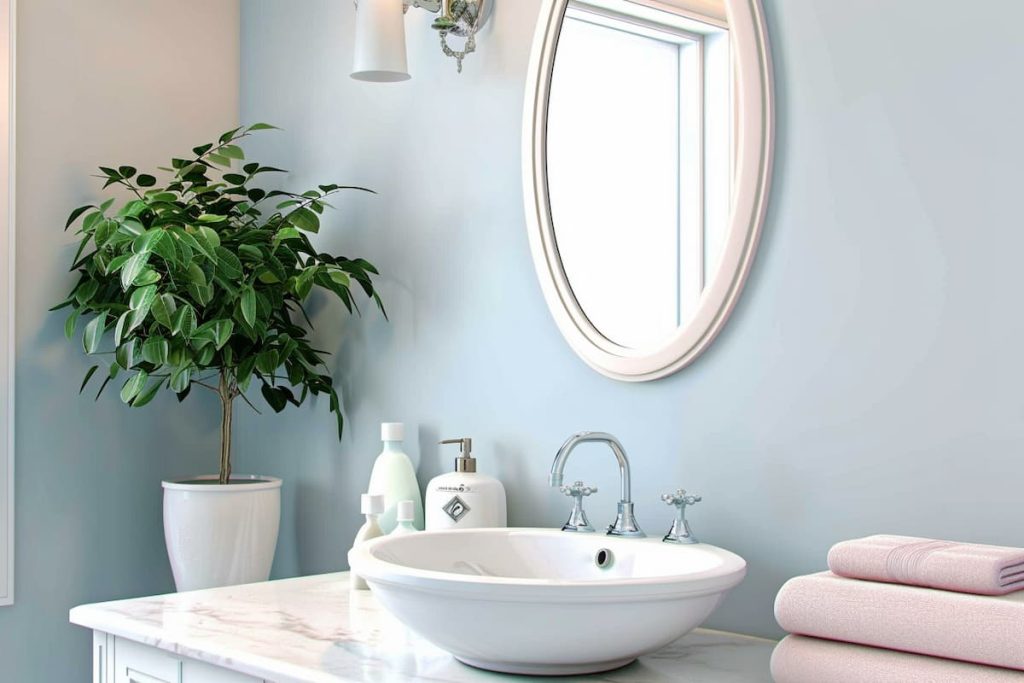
xmin=352 ymin=0 xmax=493 ymax=81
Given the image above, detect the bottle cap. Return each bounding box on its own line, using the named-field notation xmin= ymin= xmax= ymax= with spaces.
xmin=396 ymin=500 xmax=415 ymax=522
xmin=381 ymin=422 xmax=405 ymax=442
xmin=361 ymin=493 xmax=385 ymax=515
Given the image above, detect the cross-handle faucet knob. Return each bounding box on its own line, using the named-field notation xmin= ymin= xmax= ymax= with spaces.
xmin=661 ymin=489 xmax=702 ymax=544
xmin=560 ymin=481 xmax=597 ymax=498
xmin=559 ymin=481 xmax=598 ymax=533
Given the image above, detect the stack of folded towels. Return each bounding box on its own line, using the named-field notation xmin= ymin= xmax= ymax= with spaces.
xmin=772 ymin=535 xmax=1024 ymax=683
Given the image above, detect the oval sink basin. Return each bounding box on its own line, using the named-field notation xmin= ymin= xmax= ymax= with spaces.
xmin=348 ymin=527 xmax=746 ymax=675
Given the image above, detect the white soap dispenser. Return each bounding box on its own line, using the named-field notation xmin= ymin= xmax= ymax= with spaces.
xmin=367 ymin=422 xmax=424 ymax=533
xmin=350 ymin=493 xmax=385 ymax=591
xmin=425 ymin=438 xmax=507 ymax=530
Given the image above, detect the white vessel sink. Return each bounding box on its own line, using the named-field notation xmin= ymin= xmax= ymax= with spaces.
xmin=348 ymin=527 xmax=746 ymax=675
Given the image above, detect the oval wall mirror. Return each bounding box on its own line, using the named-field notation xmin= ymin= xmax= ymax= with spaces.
xmin=523 ymin=0 xmax=774 ymax=381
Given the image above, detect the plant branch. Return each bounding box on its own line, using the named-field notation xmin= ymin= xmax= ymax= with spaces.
xmin=237 ymin=390 xmax=263 ymax=415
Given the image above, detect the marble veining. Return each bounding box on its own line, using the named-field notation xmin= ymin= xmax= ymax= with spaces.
xmin=70 ymin=572 xmax=774 ymax=682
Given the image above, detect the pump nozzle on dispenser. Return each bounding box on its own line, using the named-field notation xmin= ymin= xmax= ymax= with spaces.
xmin=440 ymin=438 xmax=477 ymax=473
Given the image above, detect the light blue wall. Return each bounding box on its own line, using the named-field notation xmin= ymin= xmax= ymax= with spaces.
xmin=233 ymin=0 xmax=1024 ymax=640
xmin=0 ymin=2 xmax=239 ymax=679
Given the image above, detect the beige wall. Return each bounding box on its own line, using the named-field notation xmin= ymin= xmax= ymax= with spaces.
xmin=1 ymin=2 xmax=238 ymax=679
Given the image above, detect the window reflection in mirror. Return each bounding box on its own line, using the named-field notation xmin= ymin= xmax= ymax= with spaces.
xmin=546 ymin=0 xmax=731 ymax=351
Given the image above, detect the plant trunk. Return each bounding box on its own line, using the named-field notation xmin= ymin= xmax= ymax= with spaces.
xmin=218 ymin=371 xmax=234 ymax=485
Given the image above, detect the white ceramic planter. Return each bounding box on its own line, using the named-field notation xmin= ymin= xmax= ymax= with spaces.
xmin=162 ymin=475 xmax=282 ymax=592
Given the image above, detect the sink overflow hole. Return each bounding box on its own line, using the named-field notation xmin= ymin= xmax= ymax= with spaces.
xmin=595 ymin=548 xmax=614 ymax=569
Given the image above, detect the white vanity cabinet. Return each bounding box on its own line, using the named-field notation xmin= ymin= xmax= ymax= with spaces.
xmin=92 ymin=632 xmax=263 ymax=683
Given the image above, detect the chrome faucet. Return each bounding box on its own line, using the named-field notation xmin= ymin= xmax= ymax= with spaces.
xmin=549 ymin=432 xmax=645 ymax=538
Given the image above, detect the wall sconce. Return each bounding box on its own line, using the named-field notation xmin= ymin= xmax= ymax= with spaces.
xmin=351 ymin=0 xmax=493 ymax=82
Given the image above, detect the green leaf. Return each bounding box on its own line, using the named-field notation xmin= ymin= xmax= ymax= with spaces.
xmin=147 ymin=191 xmax=178 ymax=203
xmin=118 ymin=166 xmax=137 ymax=179
xmin=114 ymin=311 xmax=130 ymax=347
xmin=93 ymin=219 xmax=117 ymax=247
xmin=129 ymin=284 xmax=157 ymax=312
xmin=255 ymin=349 xmax=279 ymax=375
xmin=152 ymin=293 xmax=177 ymax=329
xmin=197 ymin=213 xmax=228 ymax=223
xmin=115 ymin=339 xmax=136 ymax=370
xmin=237 ymin=356 xmax=257 ymax=391
xmin=82 ymin=211 xmax=103 ymax=233
xmin=104 ymin=253 xmax=131 ymax=275
xmin=329 ymin=386 xmax=344 ymax=439
xmin=223 ymin=173 xmax=247 ymax=185
xmin=273 ymin=227 xmax=301 ymax=247
xmin=131 ymin=379 xmax=161 ymax=408
xmin=132 ymin=228 xmax=166 ymax=254
xmin=132 ymin=268 xmax=161 ymax=286
xmin=220 ymin=144 xmax=245 ymax=160
xmin=246 ymin=122 xmax=279 ymax=132
xmin=169 ymin=365 xmax=192 ymax=393
xmin=79 ymin=365 xmax=99 ymax=394
xmin=120 ymin=370 xmax=149 ymax=404
xmin=238 ymin=244 xmax=263 ymax=262
xmin=218 ymin=126 xmax=244 ymax=144
xmin=64 ymin=309 xmax=81 ymax=340
xmin=120 ymin=218 xmax=145 ymax=237
xmin=215 ymin=247 xmax=243 ymax=280
xmin=240 ymin=287 xmax=256 ymax=326
xmin=294 ymin=267 xmax=317 ymax=300
xmin=73 ymin=280 xmax=99 ymax=305
xmin=261 ymin=383 xmax=288 ymax=412
xmin=210 ymin=319 xmax=234 ymax=349
xmin=120 ymin=251 xmax=151 ymax=290
xmin=208 ymin=153 xmax=231 ymax=167
xmin=185 ymin=262 xmax=208 ymax=287
xmin=121 ymin=200 xmax=148 ymax=218
xmin=65 ymin=205 xmax=94 ymax=231
xmin=83 ymin=313 xmax=107 ymax=354
xmin=188 ymin=281 xmax=213 ymax=306
xmin=171 ymin=304 xmax=197 ymax=338
xmin=136 ymin=174 xmax=157 ymax=187
xmin=141 ymin=336 xmax=169 ymax=365
xmin=328 ymin=270 xmax=351 ymax=288
xmin=180 ymin=230 xmax=214 ymax=261
xmin=127 ymin=307 xmax=149 ymax=335
xmin=287 ymin=207 xmax=320 ymax=233
xmin=197 ymin=225 xmax=221 ymax=249
xmin=151 ymin=234 xmax=178 ymax=263
xmin=195 ymin=344 xmax=215 ymax=365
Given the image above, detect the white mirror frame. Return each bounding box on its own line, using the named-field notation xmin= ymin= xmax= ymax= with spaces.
xmin=522 ymin=0 xmax=774 ymax=381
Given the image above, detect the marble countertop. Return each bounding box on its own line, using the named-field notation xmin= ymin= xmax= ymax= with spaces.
xmin=70 ymin=572 xmax=775 ymax=683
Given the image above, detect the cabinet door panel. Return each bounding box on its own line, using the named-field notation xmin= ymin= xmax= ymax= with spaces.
xmin=114 ymin=638 xmax=182 ymax=683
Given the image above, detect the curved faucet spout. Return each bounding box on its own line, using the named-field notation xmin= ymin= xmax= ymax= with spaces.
xmin=549 ymin=431 xmax=644 ymax=537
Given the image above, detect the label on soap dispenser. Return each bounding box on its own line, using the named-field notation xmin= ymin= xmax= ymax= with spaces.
xmin=441 ymin=495 xmax=471 ymax=522
xmin=425 ymin=475 xmax=507 ymax=530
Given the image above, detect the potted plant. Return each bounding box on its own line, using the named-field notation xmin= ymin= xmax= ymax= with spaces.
xmin=53 ymin=124 xmax=384 ymax=591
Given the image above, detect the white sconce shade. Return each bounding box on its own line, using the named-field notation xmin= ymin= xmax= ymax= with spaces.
xmin=352 ymin=0 xmax=411 ymax=82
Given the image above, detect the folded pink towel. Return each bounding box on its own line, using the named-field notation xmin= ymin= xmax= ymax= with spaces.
xmin=771 ymin=635 xmax=1024 ymax=683
xmin=828 ymin=535 xmax=1024 ymax=595
xmin=775 ymin=572 xmax=1024 ymax=671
